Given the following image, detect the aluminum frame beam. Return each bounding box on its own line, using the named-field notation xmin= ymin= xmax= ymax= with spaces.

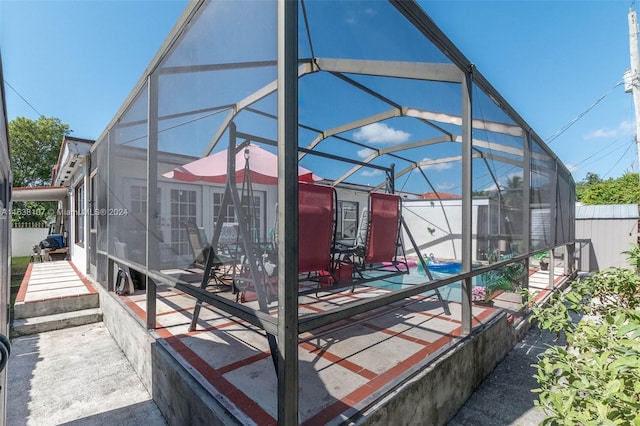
xmin=332 ymin=135 xmax=452 ymax=186
xmin=301 ymin=109 xmax=402 ymax=158
xmin=405 ymin=108 xmax=523 ymax=137
xmin=315 ymin=57 xmax=464 ymax=83
xmin=201 ymin=63 xmax=314 ymax=158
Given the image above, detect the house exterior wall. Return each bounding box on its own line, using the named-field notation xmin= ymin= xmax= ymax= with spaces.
xmin=69 ymin=163 xmax=89 ymax=273
xmin=575 ymin=218 xmax=638 ymax=271
xmin=95 ymin=151 xmax=281 ymax=271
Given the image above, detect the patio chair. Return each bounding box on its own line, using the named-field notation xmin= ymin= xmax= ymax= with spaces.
xmin=299 ymin=182 xmax=337 ymax=276
xmin=334 ymin=192 xmax=407 ymax=277
xmin=363 ymin=192 xmax=406 ymax=269
xmin=182 ymin=221 xmax=211 ymax=269
xmin=334 ymin=192 xmax=451 ymax=314
xmin=213 ymin=221 xmax=265 ymax=300
xmin=182 ymin=221 xmax=233 ymax=288
xmin=218 ymin=222 xmax=241 ymax=259
xmin=334 ymin=207 xmax=368 ymax=256
xmin=236 ymin=182 xmax=338 ymax=302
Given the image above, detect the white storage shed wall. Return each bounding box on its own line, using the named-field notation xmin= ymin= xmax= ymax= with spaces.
xmin=575 ymin=204 xmax=639 ymax=272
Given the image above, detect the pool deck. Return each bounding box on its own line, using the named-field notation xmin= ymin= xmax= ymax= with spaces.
xmin=13 ymin=259 xmax=569 ymax=425
xmin=122 ymin=288 xmax=493 ymax=423
xmin=117 ymin=265 xmax=565 ymax=424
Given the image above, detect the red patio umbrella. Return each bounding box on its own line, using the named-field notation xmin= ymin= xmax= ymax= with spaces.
xmin=163 ymin=144 xmax=320 ymax=184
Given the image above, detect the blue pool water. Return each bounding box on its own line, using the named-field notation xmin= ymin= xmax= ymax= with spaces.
xmin=419 ymin=261 xmax=461 ymax=275
xmin=369 ymin=261 xmax=485 ymax=302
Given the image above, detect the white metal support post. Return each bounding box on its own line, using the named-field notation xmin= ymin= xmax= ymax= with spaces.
xmin=523 ymin=131 xmax=531 ymax=292
xmin=548 ymin=163 xmax=558 ymax=290
xmin=146 ymin=74 xmax=159 ymax=330
xmin=628 ymin=8 xmax=640 ymax=180
xmin=461 ymin=65 xmax=474 ymax=336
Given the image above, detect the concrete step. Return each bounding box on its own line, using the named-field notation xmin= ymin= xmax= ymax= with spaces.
xmin=13 ymin=293 xmax=100 ymax=319
xmin=10 ymin=308 xmax=103 ymax=337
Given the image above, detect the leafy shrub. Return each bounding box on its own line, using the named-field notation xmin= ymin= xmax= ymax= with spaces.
xmin=480 ymin=249 xmax=525 ymax=293
xmin=533 ymin=251 xmax=549 ymax=261
xmin=623 ymin=243 xmax=640 ymax=273
xmin=532 ymin=308 xmax=640 ymax=425
xmin=526 ymin=246 xmax=640 ymax=425
xmin=483 ymin=278 xmax=514 ymax=298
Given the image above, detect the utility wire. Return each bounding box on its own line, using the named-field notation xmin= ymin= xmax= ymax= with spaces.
xmin=3 ymin=79 xmax=43 ymax=117
xmin=546 ymin=79 xmax=625 ymax=145
xmin=602 ymin=140 xmax=634 ymax=179
xmin=572 ymin=134 xmax=630 ymax=169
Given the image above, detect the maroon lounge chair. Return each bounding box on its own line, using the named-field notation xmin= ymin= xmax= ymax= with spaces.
xmin=236 ymin=182 xmax=338 ymax=302
xmin=298 ymin=182 xmax=337 ymax=277
xmin=334 ymin=192 xmax=407 ymax=277
xmin=363 ymin=193 xmax=404 ymax=268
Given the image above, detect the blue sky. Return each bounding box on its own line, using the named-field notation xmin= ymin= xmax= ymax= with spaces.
xmin=0 ymin=0 xmax=636 ymax=184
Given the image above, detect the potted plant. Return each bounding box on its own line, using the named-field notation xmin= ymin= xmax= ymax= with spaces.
xmin=533 ymin=251 xmax=549 ymax=271
xmin=471 ymin=286 xmax=493 ymax=306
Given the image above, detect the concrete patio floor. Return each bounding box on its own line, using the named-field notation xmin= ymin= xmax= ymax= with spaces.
xmin=10 ymin=259 xmax=568 ymax=425
xmin=117 ymin=265 xmax=566 ymax=425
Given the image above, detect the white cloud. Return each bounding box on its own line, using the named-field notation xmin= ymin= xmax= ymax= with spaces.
xmin=420 ymin=157 xmax=453 ymax=171
xmin=584 ymin=121 xmax=635 ymax=140
xmin=353 ymin=123 xmax=410 ymax=145
xmin=565 ymin=163 xmax=578 ymax=173
xmin=584 ymin=128 xmax=616 ymax=139
xmin=619 ymin=120 xmax=635 ymax=135
xmin=346 ymin=7 xmax=376 ymax=25
xmin=357 ymin=148 xmax=375 ymax=158
xmin=361 ymin=169 xmax=384 ymax=177
xmin=482 ymin=183 xmax=499 ymax=192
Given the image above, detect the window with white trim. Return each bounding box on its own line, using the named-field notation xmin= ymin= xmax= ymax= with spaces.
xmin=337 ymin=200 xmax=358 ymax=240
xmin=170 ymin=189 xmax=197 ymax=255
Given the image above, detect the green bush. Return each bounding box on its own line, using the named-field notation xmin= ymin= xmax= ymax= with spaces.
xmin=533 ymin=307 xmax=640 ymax=425
xmin=526 ymin=247 xmax=640 ymax=425
xmin=623 ymin=243 xmax=640 ymax=273
xmin=481 ymin=250 xmax=525 ymax=294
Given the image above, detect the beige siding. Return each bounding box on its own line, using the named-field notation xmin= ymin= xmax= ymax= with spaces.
xmin=575 ymin=218 xmax=638 ymax=271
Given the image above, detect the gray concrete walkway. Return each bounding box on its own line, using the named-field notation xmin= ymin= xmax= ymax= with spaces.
xmin=447 ymin=324 xmax=561 ymax=426
xmin=7 ymin=322 xmax=166 ymax=426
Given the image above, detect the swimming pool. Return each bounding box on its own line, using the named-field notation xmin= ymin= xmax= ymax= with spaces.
xmin=369 ymin=260 xmax=486 ymax=301
xmin=420 ymin=261 xmax=462 ymax=275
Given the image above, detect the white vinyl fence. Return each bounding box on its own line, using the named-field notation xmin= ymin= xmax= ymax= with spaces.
xmin=12 ymin=224 xmax=49 ymax=257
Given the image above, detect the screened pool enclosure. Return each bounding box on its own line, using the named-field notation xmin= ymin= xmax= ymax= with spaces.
xmin=89 ymin=0 xmax=574 ymax=423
